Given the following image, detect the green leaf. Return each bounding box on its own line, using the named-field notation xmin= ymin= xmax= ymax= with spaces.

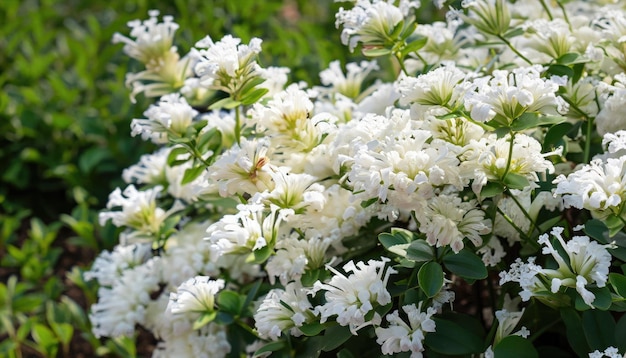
xmin=615 ymin=314 xmax=626 ymax=352
xmin=299 ymin=322 xmax=326 ymax=336
xmin=502 ymin=172 xmax=530 ymax=190
xmin=557 ymin=52 xmax=584 ymax=65
xmin=511 ymin=112 xmax=566 ymax=131
xmin=605 ymin=214 xmax=625 ymax=237
xmin=240 ymin=87 xmax=269 ymax=105
xmin=217 ymin=290 xmax=243 ymax=316
xmin=493 ymin=336 xmax=538 ymax=358
xmin=301 ymin=268 xmax=321 ymax=287
xmin=50 ymin=322 xmax=73 ymax=346
xmin=574 ymin=286 xmax=612 ymax=311
xmin=361 ymin=197 xmax=378 ymax=208
xmin=560 ymin=308 xmax=590 ymax=357
xmin=196 ymin=127 xmax=222 ymax=154
xmin=425 ymin=315 xmax=485 ymax=355
xmin=193 ymin=311 xmax=217 ymax=330
xmin=481 ymin=181 xmax=505 ymax=198
xmin=418 ymin=261 xmax=444 ymax=298
xmin=543 ymin=122 xmax=573 ymax=151
xmin=582 ymin=310 xmax=617 ymax=351
xmin=248 ymin=245 xmax=273 ymax=264
xmin=362 ymin=47 xmax=392 ymax=57
xmin=546 ymin=64 xmax=574 ymax=79
xmin=254 ymin=340 xmax=286 ymax=356
xmin=400 ymin=36 xmax=428 ymax=56
xmin=609 ymin=273 xmax=626 ymax=298
xmin=378 ymin=229 xmax=413 ymax=250
xmin=209 ymin=97 xmax=241 ymax=110
xmin=166 ymin=146 xmax=190 ymax=167
xmin=181 ymin=164 xmax=207 ymax=185
xmin=321 ymin=325 xmax=352 ymax=352
xmin=406 ymin=240 xmax=434 ymax=262
xmin=503 ymin=27 xmax=524 ymax=39
xmin=443 ymin=249 xmax=488 ymax=280
xmin=32 ymin=323 xmax=59 ymax=349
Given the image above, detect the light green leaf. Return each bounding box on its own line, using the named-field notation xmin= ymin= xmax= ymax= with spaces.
xmin=182 ymin=164 xmax=207 ymax=185
xmin=193 ymin=311 xmax=217 ymax=330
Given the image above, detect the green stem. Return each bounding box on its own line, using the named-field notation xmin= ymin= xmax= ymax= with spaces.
xmin=234 ymin=105 xmax=242 ymax=146
xmin=497 ymin=35 xmax=533 ymax=65
xmin=505 ymin=188 xmax=538 ymax=238
xmin=502 ymin=132 xmax=516 ymax=181
xmin=537 ymin=0 xmax=554 ymax=21
xmin=394 ymin=53 xmax=410 ymax=76
xmin=557 ymin=1 xmax=572 ymax=30
xmin=496 ymin=206 xmax=533 ymax=244
xmin=583 ymin=116 xmax=594 ymax=164
xmin=529 ymin=317 xmax=561 ymax=342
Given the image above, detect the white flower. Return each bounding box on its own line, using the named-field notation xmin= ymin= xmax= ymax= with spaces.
xmin=554 ymin=156 xmax=626 ymax=218
xmin=494 ymin=294 xmax=528 ymax=344
xmin=375 ymin=302 xmax=437 ymax=358
xmin=397 ymin=64 xmax=468 ymax=108
xmin=265 ymin=236 xmax=334 ymax=285
xmin=254 ymin=282 xmax=315 ymax=340
xmin=84 ymin=243 xmax=153 ymax=287
xmin=417 ymin=194 xmax=491 ymax=253
xmin=463 ymin=66 xmax=567 ymax=124
xmin=167 ymin=276 xmax=225 ymax=315
xmin=335 ymin=1 xmax=407 ymax=52
xmin=461 ymin=0 xmax=511 ymax=36
xmin=153 ymin=323 xmax=231 ymax=358
xmin=122 ymin=147 xmax=170 ymax=185
xmin=210 ymin=137 xmax=276 ymax=197
xmin=588 ymin=346 xmax=625 ymax=358
xmin=596 ymin=76 xmax=626 ymax=136
xmin=499 ymin=257 xmax=546 ymax=302
xmin=319 ymin=60 xmax=379 ymax=100
xmin=538 ymin=227 xmax=613 ymax=307
xmin=193 ymin=35 xmax=263 ymax=96
xmin=113 ymin=11 xmax=190 ymax=102
xmin=461 ymin=133 xmax=559 ymax=195
xmin=603 ymin=130 xmax=626 ymax=156
xmin=90 ymin=258 xmax=162 ymax=338
xmin=131 ymin=93 xmax=199 ymax=143
xmin=312 ymin=257 xmax=396 ymax=334
xmin=205 ymin=202 xmax=290 ymax=257
xmin=98 ymin=185 xmax=184 ymax=243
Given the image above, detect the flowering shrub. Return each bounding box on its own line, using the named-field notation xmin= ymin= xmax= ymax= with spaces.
xmin=87 ymin=1 xmax=626 ymax=356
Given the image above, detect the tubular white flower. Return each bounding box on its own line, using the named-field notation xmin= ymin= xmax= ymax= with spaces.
xmin=98 ymin=185 xmax=184 ymax=242
xmin=167 ymin=276 xmax=225 ymax=315
xmin=130 ymin=93 xmax=199 ymax=144
xmin=463 ymin=66 xmax=567 ymax=124
xmin=254 ymin=282 xmax=315 ymax=340
xmin=84 ymin=243 xmax=153 ymax=287
xmin=554 ymin=156 xmax=626 ymax=219
xmin=417 ymin=194 xmax=491 ymax=253
xmin=375 ymin=302 xmax=437 ymax=358
xmin=319 ymin=60 xmax=379 ymax=100
xmin=209 ymin=137 xmax=276 ymax=197
xmin=397 ymin=64 xmax=468 ymax=108
xmin=312 ymin=257 xmax=396 ymax=334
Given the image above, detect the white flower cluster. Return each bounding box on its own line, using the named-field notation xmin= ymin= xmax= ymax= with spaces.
xmin=91 ymin=1 xmax=626 ymax=356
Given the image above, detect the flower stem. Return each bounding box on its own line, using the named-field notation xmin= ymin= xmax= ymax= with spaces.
xmin=497 ymin=35 xmax=533 ymax=65
xmin=234 ymin=105 xmax=242 ymax=146
xmin=502 ymin=132 xmax=515 ymax=181
xmin=583 ymin=116 xmax=594 ymax=164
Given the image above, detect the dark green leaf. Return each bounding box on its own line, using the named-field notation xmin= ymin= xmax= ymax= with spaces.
xmin=582 ymin=310 xmax=617 ymax=350
xmin=481 ymin=181 xmax=505 ymax=198
xmin=196 ymin=127 xmax=222 ymax=153
xmin=217 ymin=290 xmax=243 ymax=315
xmin=406 ymin=240 xmax=434 ymax=262
xmin=560 ymin=308 xmax=590 ymax=357
xmin=511 ymin=113 xmax=566 ymax=131
xmin=494 ymin=335 xmax=538 ymax=358
xmin=574 ymin=286 xmax=612 ymax=311
xmin=609 ymin=273 xmax=626 ymax=298
xmin=546 ymin=64 xmax=574 ymax=79
xmin=167 ymin=146 xmax=190 ymax=167
xmin=543 ymin=122 xmax=573 ymax=151
xmin=443 ymin=249 xmax=488 ymax=280
xmin=502 ymin=172 xmax=530 ymax=190
xmin=616 ymin=314 xmax=626 ymax=352
xmin=425 ymin=315 xmax=485 ymax=355
xmin=418 ymin=261 xmax=444 ymax=298
xmin=299 ymin=322 xmax=326 ymax=336
xmin=254 ymin=340 xmax=286 ymax=356
xmin=321 ymin=325 xmax=352 ymax=352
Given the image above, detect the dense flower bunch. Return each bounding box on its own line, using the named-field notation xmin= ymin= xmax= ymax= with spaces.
xmin=87 ymin=2 xmax=626 ymax=356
